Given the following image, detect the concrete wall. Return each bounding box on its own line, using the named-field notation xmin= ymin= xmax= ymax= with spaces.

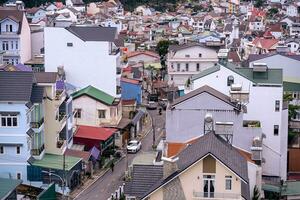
xmin=20 ymin=13 xmax=32 ymax=63
xmin=31 ymin=30 xmax=44 ymax=57
xmin=128 ymin=54 xmax=158 ymax=64
xmin=45 ymin=27 xmax=118 ymax=97
xmin=120 ymin=81 xmax=142 ymax=104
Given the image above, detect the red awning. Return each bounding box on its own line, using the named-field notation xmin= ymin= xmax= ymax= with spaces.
xmin=74 ymin=125 xmax=117 ymax=141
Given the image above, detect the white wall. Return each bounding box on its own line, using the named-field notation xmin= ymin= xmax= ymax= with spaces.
xmin=20 ymin=13 xmax=32 ymax=63
xmin=44 ymin=27 xmax=118 ymax=97
xmin=31 ymin=30 xmax=44 ymax=57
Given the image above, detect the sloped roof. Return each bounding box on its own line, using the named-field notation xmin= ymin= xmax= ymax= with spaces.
xmin=124 ymin=165 xmax=163 ymax=199
xmin=121 ymin=77 xmax=140 ymax=85
xmin=0 ymin=71 xmax=34 ymax=102
xmin=252 ymin=37 xmax=279 ymax=50
xmin=141 ymin=132 xmax=249 ymax=199
xmin=126 ymin=50 xmax=159 ymax=59
xmin=74 ymin=125 xmax=117 ymax=141
xmin=66 ymin=26 xmax=117 ymax=42
xmin=72 ymin=85 xmax=115 ymax=105
xmin=170 ymin=85 xmax=238 ymax=109
xmin=191 ymin=64 xmax=220 ymax=81
xmin=34 ymin=72 xmax=57 ymax=83
xmin=0 ymin=178 xmax=22 ymax=199
xmin=64 ymin=149 xmax=91 ymax=162
xmin=30 ymin=85 xmax=44 ymax=103
xmin=0 ymin=8 xmax=24 ymax=34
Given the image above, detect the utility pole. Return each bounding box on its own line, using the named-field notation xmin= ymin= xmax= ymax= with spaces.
xmin=152 ymin=117 xmax=156 ymax=148
xmin=63 ymin=152 xmax=66 ymax=200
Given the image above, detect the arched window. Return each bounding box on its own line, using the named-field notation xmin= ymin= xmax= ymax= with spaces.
xmin=227 ymin=76 xmax=234 ymax=86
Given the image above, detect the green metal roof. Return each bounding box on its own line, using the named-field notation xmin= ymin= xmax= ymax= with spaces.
xmin=263 ymin=181 xmax=300 ymax=196
xmin=0 ymin=178 xmax=21 ymax=199
xmin=283 ymin=81 xmax=300 ymax=92
xmin=32 ymin=153 xmax=82 ymax=171
xmin=237 ymin=68 xmax=283 ymax=85
xmin=191 ymin=65 xmax=220 ymax=81
xmin=72 ymin=85 xmax=115 ymax=105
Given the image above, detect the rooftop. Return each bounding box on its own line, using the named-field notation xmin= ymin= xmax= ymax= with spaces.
xmin=74 ymin=125 xmax=117 ymax=141
xmin=0 ymin=178 xmax=22 ymax=199
xmin=66 ymin=26 xmax=117 ymax=42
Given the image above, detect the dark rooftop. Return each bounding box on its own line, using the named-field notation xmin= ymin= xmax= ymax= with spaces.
xmin=66 ymin=26 xmax=117 ymax=42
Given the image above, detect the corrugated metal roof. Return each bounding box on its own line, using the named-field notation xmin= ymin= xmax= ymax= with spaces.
xmin=34 ymin=72 xmax=57 ymax=83
xmin=0 ymin=178 xmax=22 ymax=199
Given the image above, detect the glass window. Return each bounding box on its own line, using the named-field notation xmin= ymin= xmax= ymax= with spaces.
xmin=225 ymin=176 xmax=232 ymax=190
xmin=274 ymin=125 xmax=279 ymax=136
xmin=0 ymin=146 xmax=4 ymax=154
xmin=11 ymin=41 xmax=13 ymax=49
xmin=16 ymin=146 xmax=20 ymax=154
xmin=0 ymin=115 xmax=18 ymax=127
xmin=2 ymin=41 xmax=9 ymax=51
xmin=74 ymin=109 xmax=81 ymax=118
xmin=196 ymin=63 xmax=200 ymax=71
xmin=15 ymin=41 xmax=18 ymax=50
xmin=185 ymin=63 xmax=189 ymax=71
xmin=227 ymin=76 xmax=234 ymax=86
xmin=17 ymin=173 xmax=21 ymax=179
xmin=199 ymin=53 xmax=202 ymax=57
xmin=9 ymin=25 xmax=13 ymax=32
xmin=275 ymin=100 xmax=280 ymax=112
xmin=67 ymin=42 xmax=73 ymax=47
xmin=185 ymin=54 xmax=190 ymax=58
xmin=177 ymin=63 xmax=180 ymax=71
xmin=98 ymin=110 xmax=106 ymax=118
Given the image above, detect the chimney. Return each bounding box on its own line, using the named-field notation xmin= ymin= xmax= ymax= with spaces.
xmin=162 ymin=157 xmax=179 ymax=179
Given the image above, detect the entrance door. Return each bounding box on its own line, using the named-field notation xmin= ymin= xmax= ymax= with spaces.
xmin=203 ymin=175 xmax=215 ymax=198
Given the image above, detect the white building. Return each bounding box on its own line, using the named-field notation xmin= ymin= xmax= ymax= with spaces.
xmin=0 ymin=8 xmax=31 ymax=64
xmin=191 ymin=62 xmax=288 ymax=180
xmin=286 ymin=4 xmax=298 ymax=17
xmin=167 ymin=44 xmax=218 ymax=90
xmin=45 ymin=26 xmax=121 ymax=97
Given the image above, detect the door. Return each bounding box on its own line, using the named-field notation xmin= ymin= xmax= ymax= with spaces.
xmin=203 ymin=175 xmax=215 ymax=198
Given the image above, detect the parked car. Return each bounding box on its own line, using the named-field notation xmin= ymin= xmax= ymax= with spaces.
xmin=127 ymin=140 xmax=142 ymax=153
xmin=148 ymin=93 xmax=158 ymax=102
xmin=158 ymin=98 xmax=168 ymax=110
xmin=146 ymin=101 xmax=157 ymax=110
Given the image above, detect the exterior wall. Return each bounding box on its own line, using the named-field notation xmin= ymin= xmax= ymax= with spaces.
xmin=31 ymin=30 xmax=44 ymax=57
xmin=73 ymin=95 xmax=121 ymax=127
xmin=120 ymin=81 xmax=142 ymax=104
xmin=31 ymin=10 xmax=46 ymax=24
xmin=20 ymin=13 xmax=32 ymax=63
xmin=191 ymin=65 xmax=287 ymax=179
xmin=148 ymin=188 xmax=163 ymax=200
xmin=167 ymin=46 xmax=218 ymax=87
xmin=247 ymin=162 xmax=262 ymax=199
xmin=45 ymin=27 xmax=118 ymax=97
xmin=287 ymin=42 xmax=299 ymax=53
xmin=249 ymin=54 xmax=300 ymax=82
xmin=0 ymin=103 xmax=31 ymax=183
xmin=87 ymin=3 xmax=100 ymax=15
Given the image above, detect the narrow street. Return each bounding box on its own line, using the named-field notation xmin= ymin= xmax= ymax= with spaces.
xmin=74 ymin=108 xmax=166 ymax=200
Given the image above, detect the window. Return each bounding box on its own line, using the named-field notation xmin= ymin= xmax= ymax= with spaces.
xmin=67 ymin=42 xmax=73 ymax=47
xmin=185 ymin=54 xmax=190 ymax=58
xmin=227 ymin=76 xmax=234 ymax=86
xmin=9 ymin=25 xmax=12 ymax=32
xmin=0 ymin=146 xmax=4 ymax=154
xmin=74 ymin=109 xmax=81 ymax=118
xmin=177 ymin=63 xmax=180 ymax=72
xmin=16 ymin=173 xmax=21 ymax=180
xmin=199 ymin=53 xmax=202 ymax=57
xmin=171 ymin=75 xmax=173 ymax=81
xmin=11 ymin=41 xmax=13 ymax=49
xmin=6 ymin=25 xmax=9 ymax=32
xmin=1 ymin=114 xmax=18 ymax=127
xmin=15 ymin=41 xmax=18 ymax=50
xmin=2 ymin=41 xmax=8 ymax=51
xmin=275 ymin=100 xmax=280 ymax=112
xmin=185 ymin=63 xmax=189 ymax=71
xmin=98 ymin=110 xmax=106 ymax=118
xmin=274 ymin=125 xmax=279 ymax=136
xmin=225 ymin=176 xmax=232 ymax=190
xmin=16 ymin=146 xmax=20 ymax=154
xmin=15 ymin=58 xmax=18 ymax=64
xmin=196 ymin=63 xmax=200 ymax=71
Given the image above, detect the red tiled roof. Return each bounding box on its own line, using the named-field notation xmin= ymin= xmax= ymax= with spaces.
xmin=122 ymin=99 xmax=136 ymax=105
xmin=252 ymin=37 xmax=279 ymax=50
xmin=268 ymin=24 xmax=282 ymax=32
xmin=64 ymin=149 xmax=91 ymax=162
xmin=75 ymin=125 xmax=117 ymax=141
xmin=121 ymin=77 xmax=140 ymax=84
xmin=126 ymin=51 xmax=159 ymax=59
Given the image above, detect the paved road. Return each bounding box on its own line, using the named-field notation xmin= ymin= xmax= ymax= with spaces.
xmin=74 ymin=107 xmax=166 ymax=200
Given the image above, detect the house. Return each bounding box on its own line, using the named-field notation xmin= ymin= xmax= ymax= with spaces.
xmin=249 ymin=37 xmax=279 ymax=54
xmin=0 ymin=7 xmax=31 ymax=64
xmin=125 ymin=132 xmax=250 ymax=200
xmin=286 ymin=3 xmax=298 ymax=17
xmin=167 ymin=43 xmax=218 ymax=91
xmin=26 ymin=7 xmax=46 ymax=24
xmin=45 ymin=26 xmax=121 ymax=97
xmin=54 ymin=7 xmax=80 ymax=27
xmin=285 ymin=37 xmax=300 ymax=53
xmin=191 ymin=62 xmax=288 ymax=181
xmin=73 ymin=125 xmax=117 ymax=152
xmin=121 ymin=78 xmax=142 ymax=105
xmin=126 ymin=50 xmax=160 ymax=65
xmin=34 ymin=71 xmax=73 ymax=156
xmin=65 ymin=0 xmax=85 ymax=12
xmin=72 ymin=85 xmax=122 ymax=127
xmin=198 ymin=32 xmax=225 ymax=47
xmin=267 ymin=24 xmax=283 ymax=39
xmin=289 ymin=22 xmax=300 ymax=36
xmin=0 ymin=71 xmax=45 ymax=184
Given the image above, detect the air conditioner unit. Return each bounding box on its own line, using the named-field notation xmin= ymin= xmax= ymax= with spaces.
xmin=231 ymin=83 xmax=242 ymax=91
xmin=253 ymin=63 xmax=268 ymax=72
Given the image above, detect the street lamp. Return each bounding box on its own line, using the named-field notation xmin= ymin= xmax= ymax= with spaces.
xmin=42 ymin=170 xmax=65 ymax=199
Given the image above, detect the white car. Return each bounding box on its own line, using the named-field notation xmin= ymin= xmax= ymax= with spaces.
xmin=127 ymin=140 xmax=141 ymax=153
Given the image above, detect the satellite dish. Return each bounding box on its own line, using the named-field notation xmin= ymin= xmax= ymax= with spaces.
xmin=204 ymin=113 xmax=213 ymax=123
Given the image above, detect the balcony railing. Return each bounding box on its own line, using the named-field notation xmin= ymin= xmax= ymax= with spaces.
xmin=56 ymin=139 xmax=65 ymax=149
xmin=31 ymin=144 xmax=45 ymax=156
xmin=109 ymin=48 xmax=120 ymax=55
xmin=30 ymin=117 xmax=44 ymax=129
xmin=58 ymin=112 xmax=66 ymax=122
xmin=193 ymin=191 xmax=241 ymax=199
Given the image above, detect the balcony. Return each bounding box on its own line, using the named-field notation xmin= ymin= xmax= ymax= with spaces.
xmin=56 ymin=139 xmax=66 ymax=149
xmin=3 ymin=50 xmax=20 ymax=56
xmin=30 ymin=117 xmax=44 ymax=129
xmin=193 ymin=191 xmax=241 ymax=199
xmin=0 ymin=32 xmax=19 ymax=38
xmin=109 ymin=48 xmax=120 ymax=55
xmin=31 ymin=144 xmax=45 ymax=160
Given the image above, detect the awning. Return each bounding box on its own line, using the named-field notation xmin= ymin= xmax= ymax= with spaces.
xmin=117 ymin=117 xmax=132 ymax=129
xmin=131 ymin=110 xmax=145 ymax=126
xmin=26 ymin=128 xmax=34 ymax=137
xmin=262 ymin=184 xmax=280 ymax=193
xmin=74 ymin=125 xmax=117 ymax=141
xmin=64 ymin=149 xmax=91 ymax=162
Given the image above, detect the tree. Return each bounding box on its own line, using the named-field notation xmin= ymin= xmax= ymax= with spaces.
xmin=155 ymin=40 xmax=178 ymax=67
xmin=254 ymin=0 xmax=264 ymax=8
xmin=252 ymin=185 xmax=260 ymax=200
xmin=267 ymin=8 xmax=278 ymax=18
xmin=289 ymin=104 xmax=300 ymax=120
